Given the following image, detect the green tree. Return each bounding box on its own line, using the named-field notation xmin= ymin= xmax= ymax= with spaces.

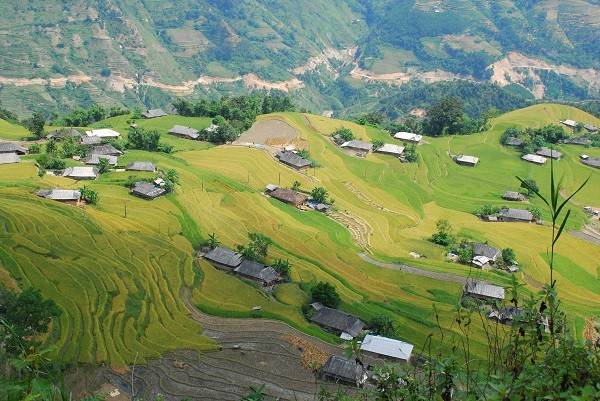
xmin=97 ymin=158 xmax=110 ymax=174
xmin=60 ymin=137 xmax=81 ymax=158
xmin=271 ymin=258 xmax=291 ymax=280
xmin=310 ymin=281 xmax=340 ymax=308
xmin=207 ymin=233 xmax=220 ymax=249
xmin=502 ymin=247 xmax=516 ymax=265
xmin=430 ymin=219 xmax=455 ymax=246
xmin=291 ymin=181 xmax=301 ymax=191
xmin=310 ymin=186 xmax=328 ymax=204
xmin=425 ymin=96 xmax=465 ymax=136
xmin=237 ymin=232 xmax=272 ymax=262
xmin=24 ymin=112 xmax=46 ymax=139
xmin=332 ymin=127 xmax=354 ymax=144
xmin=528 ymin=206 xmax=543 ymax=220
xmin=369 ymin=315 xmax=396 ymax=337
xmin=372 ymin=139 xmax=384 ymax=150
xmin=404 ymin=143 xmax=418 ymax=162
xmin=79 ymin=187 xmax=99 ymax=205
xmin=520 ymin=178 xmax=539 ymax=196
xmin=162 ymin=169 xmax=179 ymax=193
xmin=45 ymin=140 xmax=58 ymax=156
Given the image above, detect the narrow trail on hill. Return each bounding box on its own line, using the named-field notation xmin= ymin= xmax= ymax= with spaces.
xmin=358 ymin=253 xmax=467 ymax=284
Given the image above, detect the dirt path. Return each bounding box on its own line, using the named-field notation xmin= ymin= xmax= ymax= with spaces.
xmin=344 ymin=182 xmax=419 ymax=225
xmin=328 ymin=211 xmax=373 ymax=250
xmin=358 ymin=253 xmax=467 ymax=284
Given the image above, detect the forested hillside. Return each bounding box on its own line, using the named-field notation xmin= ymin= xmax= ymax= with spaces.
xmin=1 ymin=0 xmax=599 ymax=116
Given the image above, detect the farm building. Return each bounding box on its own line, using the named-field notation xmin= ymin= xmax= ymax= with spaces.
xmin=374 ymin=143 xmax=405 ymax=156
xmin=454 ymin=155 xmax=479 ymax=167
xmin=83 ymin=154 xmax=118 ymax=166
xmin=46 ymin=128 xmax=81 ymax=140
xmin=63 ymin=166 xmax=98 ymax=180
xmin=536 ymin=148 xmax=562 ymax=160
xmin=307 ymin=200 xmax=331 ymax=213
xmin=0 ymin=153 xmax=21 ymax=164
xmin=320 ymin=356 xmax=368 ymax=387
xmin=269 ymin=188 xmax=308 ymax=207
xmin=203 ymin=246 xmax=243 ymax=270
xmin=394 ymin=132 xmax=422 ymax=143
xmin=473 ymin=243 xmax=500 ymax=262
xmin=360 ymin=334 xmax=414 ymax=363
xmin=0 ymin=142 xmax=27 ymax=154
xmin=85 ymin=128 xmax=121 ymax=138
xmin=141 ymin=108 xmax=167 ymax=119
xmin=560 ymin=119 xmax=578 ymax=129
xmin=505 ymin=137 xmax=524 ymax=147
xmin=126 ymin=161 xmax=156 ymax=172
xmin=341 ymin=140 xmax=373 ymax=153
xmin=169 ymin=125 xmax=200 ymax=140
xmin=488 ymin=307 xmax=523 ymax=325
xmin=522 ymin=154 xmax=547 ymax=165
xmin=89 ymin=144 xmax=123 ymax=156
xmin=310 ymin=305 xmax=364 ymax=339
xmin=472 ymin=256 xmax=492 ymax=269
xmin=503 ymin=191 xmax=526 ymax=201
xmin=562 ymin=136 xmax=592 ymax=146
xmin=463 ymin=280 xmax=505 ymax=302
xmin=497 ymin=208 xmax=534 ymax=222
xmin=275 ymin=150 xmax=311 ymax=170
xmin=581 ymin=157 xmax=600 ymax=169
xmin=80 ymin=136 xmax=102 ymax=146
xmin=584 ymin=123 xmax=598 ymax=132
xmin=265 ymin=184 xmax=278 ymax=193
xmin=234 ymin=260 xmax=280 ymax=286
xmin=131 ymin=181 xmax=166 ymax=200
xmin=36 ymin=189 xmax=81 ymax=203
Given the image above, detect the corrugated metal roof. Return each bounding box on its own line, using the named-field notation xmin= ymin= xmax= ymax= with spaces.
xmin=360 ymin=334 xmax=413 ymax=361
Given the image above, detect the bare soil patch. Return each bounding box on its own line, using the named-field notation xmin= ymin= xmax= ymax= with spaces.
xmin=236 ymin=118 xmax=299 ymax=146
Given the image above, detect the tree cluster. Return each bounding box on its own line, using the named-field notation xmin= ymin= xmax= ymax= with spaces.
xmin=424 ymin=96 xmax=489 ymax=136
xmin=500 ymin=124 xmax=568 ymax=154
xmin=127 ymin=127 xmax=172 ymax=153
xmin=58 ymin=104 xmax=128 ymax=127
xmin=236 ymin=232 xmax=273 ymax=263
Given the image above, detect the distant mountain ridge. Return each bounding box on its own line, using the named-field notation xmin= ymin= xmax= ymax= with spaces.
xmin=1 ymin=0 xmax=599 ymax=115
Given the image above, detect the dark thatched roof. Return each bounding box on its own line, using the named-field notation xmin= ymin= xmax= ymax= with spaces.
xmin=0 ymin=153 xmax=21 ymax=164
xmin=270 ymin=188 xmax=308 ymax=206
xmin=310 ymin=306 xmax=364 ymax=337
xmin=89 ymin=144 xmax=123 ymax=156
xmin=131 ymin=182 xmax=166 ymax=199
xmin=204 ymin=246 xmax=243 ymax=268
xmin=141 ymin=109 xmax=168 ymax=119
xmin=276 ymin=151 xmax=311 ymax=169
xmin=169 ymin=125 xmax=199 ymax=139
xmin=536 ymin=147 xmax=562 ymax=159
xmin=126 ymin=161 xmax=156 ymax=172
xmin=582 ymin=157 xmax=600 ymax=169
xmin=498 ymin=208 xmax=534 ymax=221
xmin=321 ymin=356 xmax=364 ymax=385
xmin=234 ymin=260 xmax=280 ymax=284
xmin=0 ymin=142 xmax=27 ymax=154
xmin=473 ymin=243 xmax=500 ymax=261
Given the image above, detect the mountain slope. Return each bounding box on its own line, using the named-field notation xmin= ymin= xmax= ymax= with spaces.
xmin=1 ymin=0 xmax=599 ymax=115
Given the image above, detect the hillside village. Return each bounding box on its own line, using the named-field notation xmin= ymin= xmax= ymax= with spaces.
xmin=1 ymin=98 xmax=600 ymax=400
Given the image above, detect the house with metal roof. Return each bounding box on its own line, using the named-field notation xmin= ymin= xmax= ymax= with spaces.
xmin=497 ymin=208 xmax=534 ymax=222
xmin=80 ymin=136 xmax=103 ymax=146
xmin=141 ymin=108 xmax=168 ymax=119
xmin=36 ymin=189 xmax=81 ymax=202
xmin=131 ymin=181 xmax=166 ymax=200
xmin=560 ymin=119 xmax=578 ymax=129
xmin=488 ymin=306 xmax=523 ymax=325
xmin=63 ymin=166 xmax=98 ymax=180
xmin=46 ymin=128 xmax=81 ymax=140
xmin=234 ymin=260 xmax=280 ymax=286
xmin=168 ymin=125 xmax=199 ymax=140
xmin=473 ymin=243 xmax=501 ymax=262
xmin=269 ymin=188 xmax=308 ymax=207
xmin=505 ymin=137 xmax=524 ymax=147
xmin=85 ymin=128 xmax=121 ymax=138
xmin=374 ymin=143 xmax=405 ymax=157
xmin=0 ymin=153 xmax=21 ymax=164
xmin=310 ymin=306 xmax=364 ymax=339
xmin=360 ymin=334 xmax=414 ymax=362
xmin=522 ymin=154 xmax=547 ymax=165
xmin=341 ymin=140 xmax=373 ymax=153
xmin=536 ymin=147 xmax=562 ymax=160
xmin=265 ymin=184 xmax=278 ymax=193
xmin=454 ymin=155 xmax=479 ymax=167
xmin=472 ymin=255 xmax=492 ymax=269
xmin=582 ymin=157 xmax=600 ymax=169
xmin=203 ymin=246 xmax=243 ymax=270
xmin=584 ymin=123 xmax=598 ymax=132
xmin=394 ymin=132 xmax=422 ymax=143
xmin=89 ymin=144 xmax=123 ymax=156
xmin=502 ymin=191 xmax=526 ymax=201
xmin=275 ymin=150 xmax=311 ymax=170
xmin=83 ymin=154 xmax=118 ymax=166
xmin=463 ymin=280 xmax=505 ymax=302
xmin=126 ymin=161 xmax=156 ymax=172
xmin=320 ymin=356 xmax=368 ymax=387
xmin=0 ymin=142 xmax=27 ymax=155
xmin=562 ymin=136 xmax=592 ymax=146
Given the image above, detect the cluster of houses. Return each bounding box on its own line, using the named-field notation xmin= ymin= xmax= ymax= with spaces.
xmin=0 ymin=141 xmax=28 ymax=165
xmin=202 ymin=245 xmax=281 ymax=287
xmin=560 ymin=119 xmax=598 ymax=133
xmin=521 ymin=147 xmax=563 ymax=165
xmin=331 ymin=130 xmax=421 ymax=161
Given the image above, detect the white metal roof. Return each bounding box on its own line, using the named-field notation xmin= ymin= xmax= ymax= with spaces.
xmin=560 ymin=119 xmax=577 ymax=128
xmin=360 ymin=334 xmax=414 ymax=361
xmin=472 ymin=255 xmax=491 ymax=267
xmin=456 ymin=155 xmax=479 ymax=165
xmin=522 ymin=154 xmax=547 ymax=164
xmin=375 ymin=143 xmax=405 ymax=155
xmin=63 ymin=166 xmax=98 ymax=178
xmin=394 ymin=132 xmax=422 ymax=142
xmin=85 ymin=128 xmax=121 ymax=138
xmin=465 ymin=280 xmax=505 ymax=300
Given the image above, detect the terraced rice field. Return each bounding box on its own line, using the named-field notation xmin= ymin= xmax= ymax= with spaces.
xmin=0 ymin=104 xmax=599 ymax=372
